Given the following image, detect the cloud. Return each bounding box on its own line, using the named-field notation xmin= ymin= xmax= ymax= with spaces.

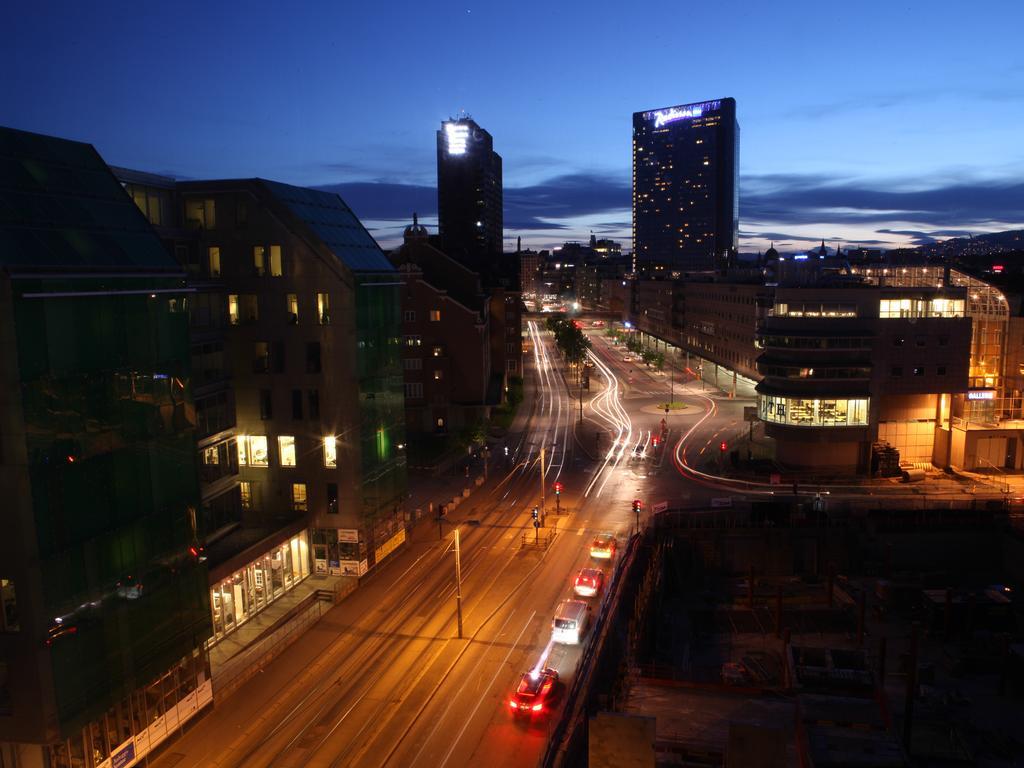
xmin=741 ymin=173 xmax=1024 ymax=228
xmin=318 ymin=171 xmax=630 ymax=231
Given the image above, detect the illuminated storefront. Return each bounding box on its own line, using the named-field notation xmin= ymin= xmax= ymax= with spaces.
xmin=759 ymin=395 xmax=869 ymax=428
xmin=209 ymin=532 xmax=310 ymax=642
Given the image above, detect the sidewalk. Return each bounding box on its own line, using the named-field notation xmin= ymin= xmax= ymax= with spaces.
xmin=208 ymin=571 xmax=354 ymax=677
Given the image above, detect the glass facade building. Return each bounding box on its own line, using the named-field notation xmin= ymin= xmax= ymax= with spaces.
xmin=0 ymin=127 xmax=213 ymax=765
xmin=633 ymin=98 xmax=738 ymax=272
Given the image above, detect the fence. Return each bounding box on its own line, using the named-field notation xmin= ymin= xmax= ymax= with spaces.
xmin=212 ymin=579 xmax=356 ymax=701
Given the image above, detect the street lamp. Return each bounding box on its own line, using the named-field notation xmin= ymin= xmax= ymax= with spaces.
xmin=454 ymin=527 xmax=463 ymax=639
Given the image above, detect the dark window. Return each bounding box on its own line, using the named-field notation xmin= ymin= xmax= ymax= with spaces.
xmin=306 ymin=342 xmax=322 ymax=373
xmin=938 ymin=336 xmax=949 ymax=346
xmin=937 ymin=366 xmax=947 ymax=375
xmin=327 ymin=483 xmax=338 ymax=514
xmin=913 ymin=367 xmax=925 ymax=376
xmin=259 ymin=389 xmax=273 ymax=420
xmin=308 ymin=389 xmax=320 ymax=420
xmin=253 ymin=341 xmax=270 ymax=373
xmin=272 ymin=340 xmax=285 ymax=373
xmin=292 ymin=390 xmax=303 ymax=420
xmin=893 ymin=336 xmax=904 ymax=347
xmin=916 ymin=336 xmax=927 ymax=347
xmin=1 ymin=579 xmax=18 ymax=632
xmin=891 ymin=366 xmax=903 ymax=377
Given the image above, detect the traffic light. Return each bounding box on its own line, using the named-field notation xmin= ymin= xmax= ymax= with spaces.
xmin=652 ymin=436 xmax=659 ymax=447
xmin=532 ymin=507 xmax=539 ymax=521
xmin=720 ymin=441 xmax=728 ymax=453
xmin=553 ymin=482 xmax=563 ymax=496
xmin=632 ymin=499 xmax=642 ymax=514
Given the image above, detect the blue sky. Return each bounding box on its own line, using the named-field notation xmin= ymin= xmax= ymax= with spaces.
xmin=3 ymin=0 xmax=1023 ymax=252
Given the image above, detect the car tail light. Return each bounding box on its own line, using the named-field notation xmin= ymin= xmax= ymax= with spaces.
xmin=509 ymin=699 xmax=518 ymax=709
xmin=532 ymin=702 xmax=543 ymax=711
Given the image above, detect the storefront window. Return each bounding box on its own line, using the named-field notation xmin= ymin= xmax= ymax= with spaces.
xmin=759 ymin=395 xmax=868 ymax=427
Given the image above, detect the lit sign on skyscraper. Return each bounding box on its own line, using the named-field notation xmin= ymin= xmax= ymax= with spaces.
xmin=646 ymin=100 xmax=721 ymax=128
xmin=444 ymin=123 xmax=470 ymax=155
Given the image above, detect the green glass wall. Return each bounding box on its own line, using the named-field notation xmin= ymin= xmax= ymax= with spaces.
xmin=355 ymin=276 xmax=407 ymax=539
xmin=12 ymin=276 xmax=212 ymax=734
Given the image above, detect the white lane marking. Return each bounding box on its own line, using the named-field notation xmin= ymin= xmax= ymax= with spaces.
xmin=576 ymin=527 xmax=584 ymax=536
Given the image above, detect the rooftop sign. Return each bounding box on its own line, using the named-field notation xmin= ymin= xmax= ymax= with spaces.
xmin=646 ymin=100 xmax=721 ymax=128
xmin=444 ymin=122 xmax=470 ymax=155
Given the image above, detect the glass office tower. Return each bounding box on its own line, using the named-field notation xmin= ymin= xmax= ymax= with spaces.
xmin=632 ymin=98 xmax=739 ymax=273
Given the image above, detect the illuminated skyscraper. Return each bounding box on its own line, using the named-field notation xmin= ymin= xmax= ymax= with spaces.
xmin=632 ymin=98 xmax=739 ymax=272
xmin=436 ymin=117 xmax=503 ymax=271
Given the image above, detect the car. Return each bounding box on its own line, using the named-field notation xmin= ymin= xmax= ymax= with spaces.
xmin=573 ymin=567 xmax=605 ymax=597
xmin=508 ymin=667 xmax=559 ymax=715
xmin=622 ymin=355 xmax=633 ymax=363
xmin=590 ymin=533 xmax=616 ymax=560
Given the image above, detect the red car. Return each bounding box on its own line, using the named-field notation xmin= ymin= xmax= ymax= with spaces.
xmin=573 ymin=567 xmax=605 ymax=597
xmin=508 ymin=668 xmax=559 ymax=715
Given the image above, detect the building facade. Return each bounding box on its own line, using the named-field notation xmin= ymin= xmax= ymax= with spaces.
xmin=175 ymin=179 xmax=407 ymax=580
xmin=390 ymin=220 xmax=493 ymax=438
xmin=1 ymin=128 xmax=212 ymax=768
xmin=437 ymin=117 xmax=503 ymax=274
xmin=632 ymin=98 xmax=738 ymax=272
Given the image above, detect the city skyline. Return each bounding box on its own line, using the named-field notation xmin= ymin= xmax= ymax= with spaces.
xmin=3 ymin=1 xmax=1023 ymax=253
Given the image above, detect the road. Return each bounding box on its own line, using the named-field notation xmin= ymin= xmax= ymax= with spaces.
xmin=152 ymin=321 xmax=650 ymax=768
xmin=153 ymin=318 xmax=1010 ymax=768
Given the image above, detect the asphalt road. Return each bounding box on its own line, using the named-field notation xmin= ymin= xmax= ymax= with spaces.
xmin=151 ymin=322 xmax=652 ymax=768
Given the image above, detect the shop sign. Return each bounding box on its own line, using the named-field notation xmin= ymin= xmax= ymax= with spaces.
xmin=112 ymin=743 xmax=135 ymax=768
xmin=338 ymin=528 xmax=360 ymax=543
xmin=339 ymin=559 xmax=367 ymax=577
xmin=329 ymin=559 xmax=341 ymax=575
xmin=967 ymin=390 xmax=996 ymax=400
xmin=315 ymin=558 xmax=327 ymax=576
xmin=374 ymin=529 xmax=406 ymax=565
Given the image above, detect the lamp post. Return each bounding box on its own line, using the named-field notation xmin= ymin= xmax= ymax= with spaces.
xmin=454 ymin=527 xmax=463 ymax=639
xmin=540 ymin=446 xmax=547 ymax=527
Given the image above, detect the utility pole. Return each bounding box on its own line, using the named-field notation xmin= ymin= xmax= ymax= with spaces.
xmin=454 ymin=527 xmax=463 ymax=639
xmin=540 ymin=446 xmax=547 ymax=527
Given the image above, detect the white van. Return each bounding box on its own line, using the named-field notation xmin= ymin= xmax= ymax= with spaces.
xmin=552 ymin=599 xmax=591 ymax=645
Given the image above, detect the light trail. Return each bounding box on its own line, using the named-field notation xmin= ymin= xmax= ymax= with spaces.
xmin=583 ymin=347 xmax=633 ymax=498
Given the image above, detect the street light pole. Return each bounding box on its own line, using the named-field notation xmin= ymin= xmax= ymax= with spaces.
xmin=540 ymin=446 xmax=547 ymax=527
xmin=454 ymin=527 xmax=463 ymax=639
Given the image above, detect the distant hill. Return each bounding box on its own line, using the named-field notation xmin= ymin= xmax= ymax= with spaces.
xmin=912 ymin=229 xmax=1024 ymax=258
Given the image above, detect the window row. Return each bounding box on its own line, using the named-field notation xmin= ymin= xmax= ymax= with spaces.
xmin=773 ymin=302 xmax=858 ymax=318
xmin=205 ymin=245 xmax=285 ymax=277
xmin=236 ymin=434 xmax=338 ymax=468
xmin=257 ymin=389 xmax=320 ymax=420
xmin=891 ymin=365 xmax=946 ymax=377
xmin=879 ymin=297 xmax=964 ymax=319
xmin=759 ymin=395 xmax=869 ymax=427
xmin=228 ymin=293 xmax=330 ymax=325
xmin=240 ymin=481 xmax=338 ymax=515
xmin=252 ymin=341 xmax=322 ymax=374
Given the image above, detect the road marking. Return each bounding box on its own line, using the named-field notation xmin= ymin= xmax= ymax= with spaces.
xmin=576 ymin=527 xmax=584 ymax=536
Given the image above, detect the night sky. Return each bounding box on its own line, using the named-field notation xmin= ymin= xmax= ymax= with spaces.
xmin=3 ymin=0 xmax=1022 ymax=253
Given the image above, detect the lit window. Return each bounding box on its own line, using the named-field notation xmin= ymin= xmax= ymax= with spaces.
xmin=292 ymin=483 xmax=307 ymax=512
xmin=287 ymin=294 xmax=298 ymax=324
xmin=434 ymin=370 xmax=443 ymax=381
xmin=254 ymin=246 xmax=266 ymax=276
xmin=323 ymin=436 xmax=337 ymax=467
xmin=237 ymin=435 xmax=268 ymax=467
xmin=239 ymin=481 xmax=253 ymax=511
xmin=317 ymin=293 xmax=330 ymax=325
xmin=270 ymin=245 xmax=283 ymax=277
xmin=429 ymin=310 xmax=441 ymax=322
xmin=278 ymin=436 xmax=297 ymax=467
xmin=208 ymin=247 xmax=221 ymax=277
xmin=432 ymin=346 xmax=443 ymax=357
xmin=228 ymin=294 xmax=239 ymax=325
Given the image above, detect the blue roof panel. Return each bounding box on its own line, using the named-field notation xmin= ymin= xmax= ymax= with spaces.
xmin=261 ymin=180 xmax=393 ymax=273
